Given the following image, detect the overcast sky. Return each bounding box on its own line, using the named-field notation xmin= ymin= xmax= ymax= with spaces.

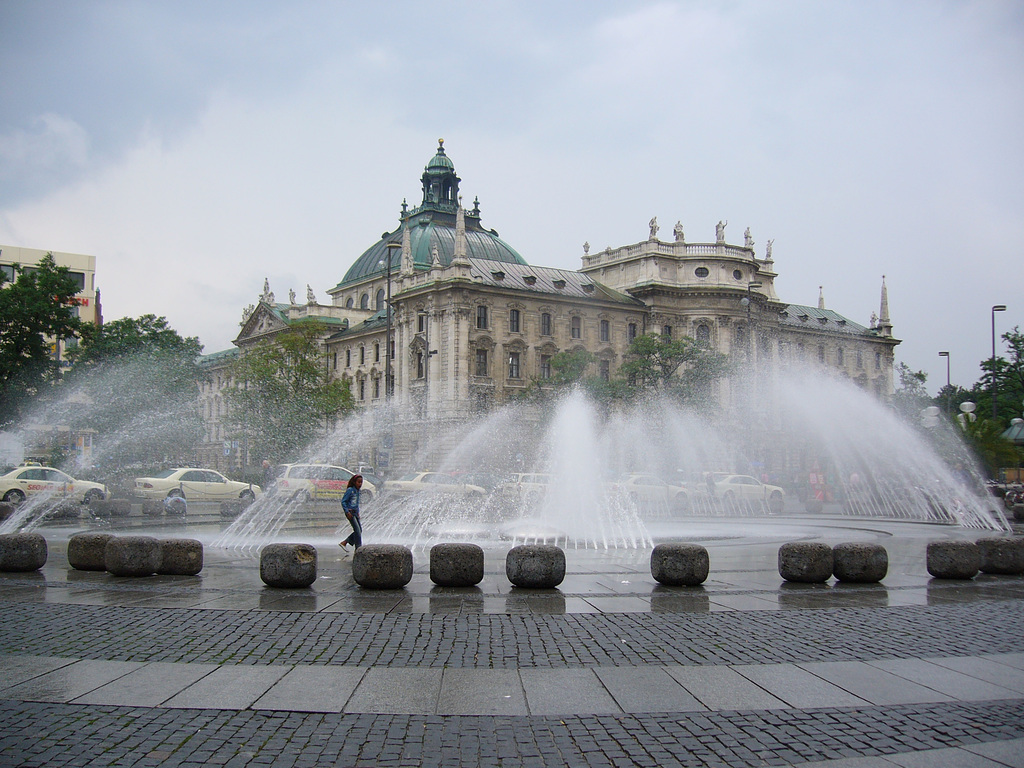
xmin=1 ymin=1 xmax=1021 ymax=397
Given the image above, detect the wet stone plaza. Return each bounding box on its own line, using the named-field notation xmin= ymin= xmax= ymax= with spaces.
xmin=1 ymin=514 xmax=1023 ymax=768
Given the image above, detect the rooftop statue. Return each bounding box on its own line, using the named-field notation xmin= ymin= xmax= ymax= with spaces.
xmin=744 ymin=227 xmax=754 ymax=249
xmin=583 ymin=241 xmax=590 ymax=255
xmin=766 ymin=239 xmax=774 ymax=260
xmin=649 ymin=217 xmax=659 ymax=240
xmin=288 ymin=288 xmax=296 ymax=305
xmin=674 ymin=221 xmax=685 ymax=242
xmin=716 ymin=220 xmax=728 ymax=244
xmin=307 ymin=285 xmax=316 ymax=304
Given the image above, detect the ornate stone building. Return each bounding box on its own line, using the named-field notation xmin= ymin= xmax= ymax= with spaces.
xmin=199 ymin=141 xmax=899 ymax=471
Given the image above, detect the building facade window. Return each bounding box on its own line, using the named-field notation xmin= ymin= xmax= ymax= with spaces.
xmin=346 ymin=349 xmax=351 ymax=368
xmin=662 ymin=325 xmax=672 ymax=338
xmin=508 ymin=352 xmax=521 ymax=379
xmin=696 ymin=323 xmax=710 ymax=346
xmin=599 ymin=359 xmax=610 ymax=381
xmin=509 ymin=309 xmax=520 ymax=333
xmin=375 ymin=289 xmax=385 ymax=310
xmin=333 ymin=352 xmax=337 ymax=369
xmin=627 ymin=323 xmax=638 ymax=343
xmin=475 ymin=349 xmax=488 ymax=376
xmin=360 ymin=346 xmax=365 ymax=365
xmin=540 ymin=354 xmax=552 ymax=379
xmin=418 ymin=313 xmax=427 ymax=333
xmin=818 ymin=345 xmax=826 ymax=363
xmin=476 ymin=305 xmax=488 ymax=329
xmin=571 ymin=316 xmax=581 ymax=339
xmin=837 ymin=347 xmax=844 ymax=366
xmin=875 ymin=351 xmax=882 ymax=370
xmin=358 ymin=379 xmax=365 ymax=400
xmin=373 ymin=376 xmax=380 ymax=399
xmin=540 ymin=313 xmax=552 ymax=336
xmin=375 ymin=343 xmax=380 ymax=362
xmin=360 ymin=293 xmax=369 ymax=309
xmin=600 ymin=319 xmax=610 ymax=342
xmin=857 ymin=349 xmax=863 ymax=368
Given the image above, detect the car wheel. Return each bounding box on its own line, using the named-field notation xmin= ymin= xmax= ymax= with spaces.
xmin=83 ymin=489 xmax=104 ymax=505
xmin=3 ymin=489 xmax=26 ymax=504
xmin=167 ymin=489 xmax=185 ymax=500
xmin=768 ymin=492 xmax=784 ymax=515
xmin=239 ymin=490 xmax=255 ymax=504
xmin=294 ymin=490 xmax=313 ymax=504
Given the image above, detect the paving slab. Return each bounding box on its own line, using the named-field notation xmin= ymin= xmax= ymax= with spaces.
xmin=732 ymin=662 xmax=870 ymax=708
xmin=162 ymin=664 xmax=289 ymax=709
xmin=593 ymin=665 xmax=707 ymax=713
xmin=252 ymin=664 xmax=365 ymax=712
xmin=0 ymin=654 xmax=78 ymax=689
xmin=664 ymin=665 xmax=789 ymax=710
xmin=519 ymin=667 xmax=621 ymax=715
xmin=963 ymin=738 xmax=1024 ymax=768
xmin=436 ymin=668 xmax=528 ymax=715
xmin=865 ymin=657 xmax=1023 ymax=701
xmin=0 ymin=659 xmax=142 ymax=702
xmin=797 ymin=660 xmax=955 ymax=705
xmin=924 ymin=655 xmax=1024 ymax=693
xmin=882 ymin=746 xmax=1015 ymax=767
xmin=70 ymin=660 xmax=219 ymax=706
xmin=343 ymin=666 xmax=442 ymax=714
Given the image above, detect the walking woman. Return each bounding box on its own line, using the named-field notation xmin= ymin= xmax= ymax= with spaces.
xmin=339 ymin=474 xmax=363 ymax=551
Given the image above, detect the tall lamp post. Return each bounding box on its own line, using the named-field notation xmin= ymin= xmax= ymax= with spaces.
xmin=938 ymin=351 xmax=950 ymax=415
xmin=992 ymin=304 xmax=1007 ymax=419
xmin=381 ymin=240 xmax=400 ymax=400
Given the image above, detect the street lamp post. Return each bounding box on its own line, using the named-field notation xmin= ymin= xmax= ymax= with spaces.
xmin=992 ymin=304 xmax=1007 ymax=419
xmin=382 ymin=241 xmax=400 ymax=401
xmin=938 ymin=351 xmax=950 ymax=415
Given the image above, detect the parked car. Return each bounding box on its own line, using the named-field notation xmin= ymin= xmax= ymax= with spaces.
xmin=607 ymin=474 xmax=690 ymax=511
xmin=386 ymin=471 xmax=486 ymax=498
xmin=133 ymin=468 xmax=260 ymax=503
xmin=0 ymin=465 xmax=107 ymax=504
xmin=270 ymin=463 xmax=376 ymax=502
xmin=712 ymin=474 xmax=785 ymax=513
xmin=495 ymin=473 xmax=553 ymax=504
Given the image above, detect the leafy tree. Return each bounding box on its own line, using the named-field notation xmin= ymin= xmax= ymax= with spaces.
xmin=0 ymin=254 xmax=85 ymax=427
xmin=959 ymin=417 xmax=1023 ymax=479
xmin=54 ymin=315 xmax=204 ymax=471
xmin=548 ymin=349 xmax=596 ymax=387
xmin=619 ymin=333 xmax=731 ymax=404
xmin=226 ymin=322 xmax=354 ymax=464
xmin=974 ymin=327 xmax=1024 ymax=426
xmin=892 ymin=362 xmax=930 ymax=420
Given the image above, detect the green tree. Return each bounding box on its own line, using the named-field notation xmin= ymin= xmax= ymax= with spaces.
xmin=959 ymin=417 xmax=1023 ymax=479
xmin=54 ymin=315 xmax=204 ymax=471
xmin=892 ymin=362 xmax=930 ymax=421
xmin=226 ymin=323 xmax=354 ymax=464
xmin=548 ymin=349 xmax=596 ymax=387
xmin=619 ymin=333 xmax=731 ymax=404
xmin=0 ymin=254 xmax=85 ymax=427
xmin=974 ymin=327 xmax=1024 ymax=426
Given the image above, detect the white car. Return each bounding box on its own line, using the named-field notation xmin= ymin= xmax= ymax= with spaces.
xmin=607 ymin=474 xmax=690 ymax=511
xmin=134 ymin=468 xmax=261 ymax=503
xmin=270 ymin=463 xmax=376 ymax=503
xmin=386 ymin=472 xmax=486 ymax=498
xmin=712 ymin=474 xmax=785 ymax=513
xmin=0 ymin=465 xmax=107 ymax=505
xmin=495 ymin=473 xmax=552 ymax=502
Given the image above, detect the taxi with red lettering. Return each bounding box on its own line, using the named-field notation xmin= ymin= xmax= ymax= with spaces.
xmin=0 ymin=465 xmax=108 ymax=505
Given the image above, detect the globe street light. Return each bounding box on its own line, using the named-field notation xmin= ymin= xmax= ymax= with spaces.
xmin=992 ymin=304 xmax=1007 ymax=419
xmin=938 ymin=351 xmax=950 ymax=414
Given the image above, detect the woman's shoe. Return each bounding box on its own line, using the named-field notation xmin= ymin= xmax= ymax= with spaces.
xmin=339 ymin=542 xmax=348 ymax=551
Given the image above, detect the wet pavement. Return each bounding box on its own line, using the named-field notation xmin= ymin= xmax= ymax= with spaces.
xmin=1 ymin=514 xmax=1023 ymax=767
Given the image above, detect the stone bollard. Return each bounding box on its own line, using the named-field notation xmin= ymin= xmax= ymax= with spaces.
xmin=142 ymin=500 xmax=164 ymax=517
xmin=926 ymin=540 xmax=980 ymax=579
xmin=50 ymin=500 xmax=81 ymax=520
xmin=91 ymin=499 xmax=131 ymax=518
xmin=650 ymin=543 xmax=709 ymax=586
xmin=0 ymin=533 xmax=47 ymax=572
xmin=220 ymin=500 xmax=243 ymax=519
xmin=832 ymin=542 xmax=888 ymax=583
xmin=804 ymin=498 xmax=824 ymax=514
xmin=506 ymin=544 xmax=565 ymax=589
xmin=430 ymin=543 xmax=484 ymax=587
xmin=68 ymin=533 xmax=115 ymax=571
xmin=260 ymin=543 xmax=317 ymax=588
xmin=778 ymin=542 xmax=833 ymax=583
xmin=158 ymin=538 xmax=204 ymax=576
xmin=352 ymin=544 xmax=413 ymax=590
xmin=976 ymin=536 xmax=1024 ymax=575
xmin=105 ymin=536 xmax=161 ymax=577
xmin=0 ymin=502 xmax=16 ymax=522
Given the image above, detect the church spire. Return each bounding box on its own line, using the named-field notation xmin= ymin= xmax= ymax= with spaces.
xmin=877 ymin=275 xmax=893 ymax=337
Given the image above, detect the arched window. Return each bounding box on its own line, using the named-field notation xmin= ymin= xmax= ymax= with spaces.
xmin=359 ymin=293 xmax=369 ymax=309
xmin=696 ymin=323 xmax=711 ymax=346
xmin=375 ymin=289 xmax=385 ymax=310
xmin=346 ymin=297 xmax=354 ymax=308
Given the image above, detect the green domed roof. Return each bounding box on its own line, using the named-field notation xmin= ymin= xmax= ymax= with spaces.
xmin=335 ymin=141 xmax=528 ymax=287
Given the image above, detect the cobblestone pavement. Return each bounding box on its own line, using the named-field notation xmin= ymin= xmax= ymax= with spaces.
xmin=1 ymin=520 xmax=1023 ymax=767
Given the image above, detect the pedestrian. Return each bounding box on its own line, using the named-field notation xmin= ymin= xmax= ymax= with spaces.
xmin=339 ymin=474 xmax=363 ymax=552
xmin=261 ymin=460 xmax=273 ymax=489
